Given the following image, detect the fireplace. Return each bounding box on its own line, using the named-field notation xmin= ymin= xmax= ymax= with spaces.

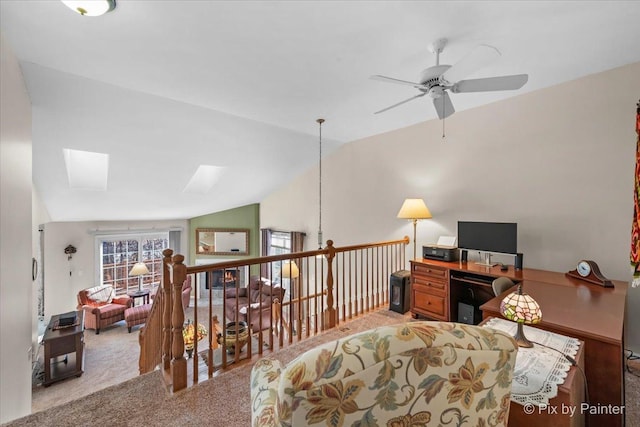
xmin=194 ymin=260 xmax=248 ymax=299
xmin=207 ymin=269 xmax=240 ymax=289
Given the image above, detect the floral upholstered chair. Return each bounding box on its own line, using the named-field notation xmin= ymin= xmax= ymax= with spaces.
xmin=251 ymin=321 xmax=518 ymax=427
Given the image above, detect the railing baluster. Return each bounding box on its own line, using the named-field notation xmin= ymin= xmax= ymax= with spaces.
xmin=324 ymin=240 xmax=336 ymax=329
xmin=162 ymin=249 xmax=173 ymax=372
xmin=170 ymin=254 xmax=187 ymax=392
xmin=191 ymin=273 xmax=198 ymax=384
xmin=305 ymin=257 xmax=310 ymax=338
xmin=341 ymin=252 xmax=346 ymax=324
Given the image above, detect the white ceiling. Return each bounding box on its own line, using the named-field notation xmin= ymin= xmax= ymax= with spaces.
xmin=2 ymin=1 xmax=639 ymax=222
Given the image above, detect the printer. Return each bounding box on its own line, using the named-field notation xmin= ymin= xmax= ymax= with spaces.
xmin=422 ymin=245 xmax=459 ymax=262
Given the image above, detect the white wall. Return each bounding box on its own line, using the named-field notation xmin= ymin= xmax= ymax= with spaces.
xmin=0 ymin=34 xmax=33 ymax=423
xmin=262 ymin=62 xmax=640 ymax=352
xmin=42 ymin=220 xmax=188 ymax=318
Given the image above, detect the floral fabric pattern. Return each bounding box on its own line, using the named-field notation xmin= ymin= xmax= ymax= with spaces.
xmin=251 ymin=321 xmax=518 ymax=427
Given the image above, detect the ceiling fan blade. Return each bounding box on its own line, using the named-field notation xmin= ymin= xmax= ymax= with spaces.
xmin=370 ymin=75 xmax=424 ymax=89
xmin=433 ymin=92 xmax=455 ymax=119
xmin=452 ymin=74 xmax=529 ymax=93
xmin=440 ymin=44 xmax=501 ymax=84
xmin=374 ymin=93 xmax=427 ymax=114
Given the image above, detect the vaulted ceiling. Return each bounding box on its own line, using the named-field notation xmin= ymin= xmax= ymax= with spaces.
xmin=2 ymin=1 xmax=639 ymax=221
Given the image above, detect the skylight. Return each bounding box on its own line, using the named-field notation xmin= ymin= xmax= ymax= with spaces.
xmin=183 ymin=165 xmax=226 ymax=194
xmin=63 ymin=148 xmax=109 ymax=191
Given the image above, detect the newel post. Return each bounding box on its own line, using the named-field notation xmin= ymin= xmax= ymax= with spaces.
xmin=171 ymin=254 xmax=187 ymax=392
xmin=324 ymin=240 xmax=337 ymax=329
xmin=162 ymin=249 xmax=173 ymax=370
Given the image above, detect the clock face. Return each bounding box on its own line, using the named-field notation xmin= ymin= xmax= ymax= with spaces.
xmin=577 ymin=261 xmax=591 ymax=277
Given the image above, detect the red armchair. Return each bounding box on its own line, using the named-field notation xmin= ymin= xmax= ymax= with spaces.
xmin=181 ymin=275 xmax=192 ymax=309
xmin=77 ymin=285 xmax=132 ymax=334
xmin=150 ymin=275 xmax=192 ymax=311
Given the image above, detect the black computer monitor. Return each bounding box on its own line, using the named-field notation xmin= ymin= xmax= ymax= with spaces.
xmin=457 ymin=221 xmax=517 ymax=254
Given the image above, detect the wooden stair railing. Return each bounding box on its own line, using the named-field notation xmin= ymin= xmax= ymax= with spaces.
xmin=138 ymin=236 xmax=409 ymax=392
xmin=138 ymin=285 xmax=163 ymax=375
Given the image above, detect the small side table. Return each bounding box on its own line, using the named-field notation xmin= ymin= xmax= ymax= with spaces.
xmin=128 ymin=289 xmax=150 ymax=307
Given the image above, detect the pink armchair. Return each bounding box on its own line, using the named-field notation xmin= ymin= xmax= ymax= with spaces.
xmin=181 ymin=275 xmax=192 ymax=309
xmin=77 ymin=285 xmax=132 ymax=334
xmin=150 ymin=275 xmax=192 ymax=311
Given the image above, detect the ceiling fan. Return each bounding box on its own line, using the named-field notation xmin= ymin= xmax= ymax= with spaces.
xmin=371 ymin=38 xmax=528 ymax=119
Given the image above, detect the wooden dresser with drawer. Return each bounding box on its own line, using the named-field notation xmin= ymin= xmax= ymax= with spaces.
xmin=409 ymin=261 xmax=448 ymax=321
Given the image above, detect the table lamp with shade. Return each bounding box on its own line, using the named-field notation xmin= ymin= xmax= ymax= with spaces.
xmin=397 ymin=198 xmax=432 ymax=260
xmin=281 ymin=260 xmax=300 ymax=280
xmin=281 ymin=260 xmax=300 ymax=333
xmin=499 ymin=283 xmax=542 ymax=348
xmin=129 ymin=262 xmax=150 ymax=292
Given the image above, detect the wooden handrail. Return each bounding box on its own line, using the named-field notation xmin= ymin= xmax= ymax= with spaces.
xmin=140 ymin=236 xmax=408 ymax=393
xmin=333 ymin=236 xmax=410 ymax=253
xmin=138 ymin=287 xmax=164 ymax=375
xmin=182 ymin=237 xmax=409 ymax=274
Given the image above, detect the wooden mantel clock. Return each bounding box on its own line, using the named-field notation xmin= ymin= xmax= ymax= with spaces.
xmin=566 ymin=260 xmax=614 ymax=288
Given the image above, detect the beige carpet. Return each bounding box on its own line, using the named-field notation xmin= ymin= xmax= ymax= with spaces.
xmin=5 ymin=308 xmax=640 ymax=426
xmin=6 ymin=308 xmax=409 ymax=426
xmin=28 ymin=303 xmax=210 ymax=412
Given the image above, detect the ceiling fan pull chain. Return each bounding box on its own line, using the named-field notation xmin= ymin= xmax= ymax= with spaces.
xmin=441 ymin=98 xmax=446 ymax=139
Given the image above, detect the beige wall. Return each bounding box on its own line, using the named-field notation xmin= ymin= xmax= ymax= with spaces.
xmin=42 ymin=220 xmax=188 ymax=319
xmin=189 ymin=203 xmax=261 ymax=263
xmin=262 ymin=62 xmax=640 ymax=352
xmin=0 ymin=34 xmax=33 ymax=423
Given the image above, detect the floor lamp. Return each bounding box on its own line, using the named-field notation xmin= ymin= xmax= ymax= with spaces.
xmin=397 ymin=198 xmax=432 ymax=260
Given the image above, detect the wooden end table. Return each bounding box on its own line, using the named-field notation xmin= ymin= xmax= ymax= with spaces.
xmin=128 ymin=289 xmax=150 ymax=306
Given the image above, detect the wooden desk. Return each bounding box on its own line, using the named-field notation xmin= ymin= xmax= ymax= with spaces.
xmin=43 ymin=311 xmax=85 ymax=386
xmin=409 ymin=259 xmax=627 ymax=427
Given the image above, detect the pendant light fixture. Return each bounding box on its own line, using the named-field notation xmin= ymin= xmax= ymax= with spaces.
xmin=61 ymin=0 xmax=116 ymax=16
xmin=317 ymin=118 xmax=325 ymax=250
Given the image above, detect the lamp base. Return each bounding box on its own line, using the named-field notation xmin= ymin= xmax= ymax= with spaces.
xmin=513 ymin=323 xmax=534 ymax=348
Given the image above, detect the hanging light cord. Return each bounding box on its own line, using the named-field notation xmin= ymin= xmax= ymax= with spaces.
xmin=317 ymin=118 xmax=325 ymax=248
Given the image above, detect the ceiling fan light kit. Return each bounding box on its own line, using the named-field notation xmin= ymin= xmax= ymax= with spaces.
xmin=61 ymin=0 xmax=116 ymax=17
xmin=371 ymin=37 xmax=528 ymax=120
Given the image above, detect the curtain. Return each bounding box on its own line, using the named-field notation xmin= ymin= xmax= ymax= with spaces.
xmin=260 ymin=228 xmax=272 ymax=278
xmin=632 ymin=100 xmax=640 ymax=288
xmin=291 ymin=231 xmax=305 ymax=253
xmin=169 ymin=230 xmax=181 ymax=255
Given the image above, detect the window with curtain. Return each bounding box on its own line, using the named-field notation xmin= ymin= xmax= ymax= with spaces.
xmin=260 ymin=229 xmax=305 ymax=283
xmin=97 ymin=233 xmax=169 ymax=295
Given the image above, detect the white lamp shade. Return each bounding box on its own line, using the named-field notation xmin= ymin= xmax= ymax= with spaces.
xmin=281 ymin=261 xmax=299 ymax=279
xmin=129 ymin=262 xmax=150 ymax=277
xmin=61 ymin=0 xmax=115 ymax=16
xmin=397 ymin=198 xmax=432 ymax=220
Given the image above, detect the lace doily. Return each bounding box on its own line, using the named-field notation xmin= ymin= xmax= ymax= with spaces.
xmin=483 ymin=317 xmax=581 ymax=407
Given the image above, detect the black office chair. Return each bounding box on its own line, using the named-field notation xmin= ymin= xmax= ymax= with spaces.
xmin=492 ymin=276 xmax=515 ymax=296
